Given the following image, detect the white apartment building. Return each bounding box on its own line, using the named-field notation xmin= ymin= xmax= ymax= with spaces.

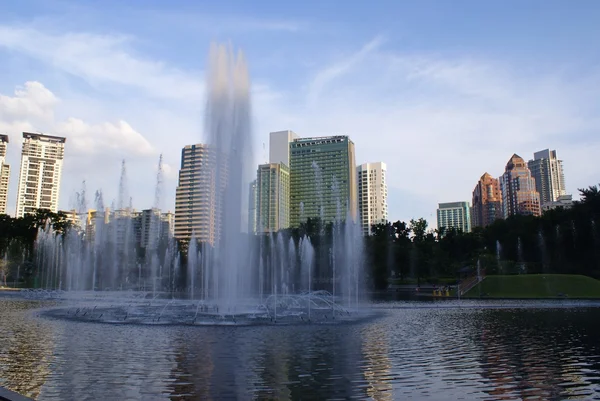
xmin=0 ymin=135 xmax=10 ymax=215
xmin=357 ymin=162 xmax=388 ymax=235
xmin=528 ymin=149 xmax=567 ymax=207
xmin=16 ymin=132 xmax=66 ymax=217
xmin=269 ymin=130 xmax=299 ymax=167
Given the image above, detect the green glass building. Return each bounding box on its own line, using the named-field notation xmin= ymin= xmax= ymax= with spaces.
xmin=289 ymin=136 xmax=357 ymax=227
xmin=256 ymin=163 xmax=290 ymax=232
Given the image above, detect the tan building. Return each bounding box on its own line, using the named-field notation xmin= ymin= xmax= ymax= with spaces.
xmin=471 ymin=173 xmax=503 ymax=228
xmin=357 ymin=162 xmax=388 ymax=235
xmin=256 ymin=163 xmax=290 ymax=232
xmin=528 ymin=149 xmax=567 ymax=208
xmin=0 ymin=134 xmax=9 ymax=215
xmin=15 ymin=132 xmax=66 ymax=217
xmin=173 ymin=144 xmax=226 ymax=244
xmin=500 ymin=154 xmax=541 ymax=218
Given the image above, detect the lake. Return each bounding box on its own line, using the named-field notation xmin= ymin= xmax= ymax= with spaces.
xmin=1 ymin=296 xmax=600 ymax=400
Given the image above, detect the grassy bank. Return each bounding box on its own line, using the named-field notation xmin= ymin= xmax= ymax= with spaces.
xmin=464 ymin=274 xmax=600 ymax=299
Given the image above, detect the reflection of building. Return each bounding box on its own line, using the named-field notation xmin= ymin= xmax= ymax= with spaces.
xmin=500 ymin=154 xmax=541 ymax=218
xmin=256 ymin=163 xmax=290 ymax=232
xmin=174 ymin=144 xmax=225 ymax=244
xmin=0 ymin=134 xmax=10 ymax=215
xmin=528 ymin=149 xmax=566 ymax=208
xmin=471 ymin=173 xmax=503 ymax=228
xmin=357 ymin=162 xmax=388 ymax=235
xmin=289 ymin=136 xmax=358 ymax=227
xmin=437 ymin=202 xmax=471 ymax=233
xmin=16 ymin=132 xmax=66 ymax=217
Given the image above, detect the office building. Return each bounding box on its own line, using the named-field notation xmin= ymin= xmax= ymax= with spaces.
xmin=289 ymin=135 xmax=357 ymax=227
xmin=269 ymin=130 xmax=299 ymax=166
xmin=256 ymin=163 xmax=290 ymax=232
xmin=471 ymin=172 xmax=503 ymax=228
xmin=541 ymin=194 xmax=573 ymax=212
xmin=357 ymin=162 xmax=388 ymax=235
xmin=500 ymin=154 xmax=541 ymax=217
xmin=15 ymin=132 xmax=66 ymax=217
xmin=528 ymin=149 xmax=566 ymax=207
xmin=437 ymin=202 xmax=471 ymax=233
xmin=247 ymin=180 xmax=257 ymax=234
xmin=173 ymin=144 xmax=225 ymax=244
xmin=0 ymin=135 xmax=9 ymax=215
xmin=140 ymin=208 xmax=174 ymax=249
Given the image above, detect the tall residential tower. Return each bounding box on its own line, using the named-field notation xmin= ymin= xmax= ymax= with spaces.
xmin=255 ymin=163 xmax=290 ymax=232
xmin=500 ymin=154 xmax=541 ymax=218
xmin=0 ymin=135 xmax=9 ymax=215
xmin=357 ymin=162 xmax=388 ymax=235
xmin=528 ymin=149 xmax=566 ymax=207
xmin=15 ymin=132 xmax=66 ymax=217
xmin=471 ymin=172 xmax=503 ymax=228
xmin=289 ymin=136 xmax=357 ymax=227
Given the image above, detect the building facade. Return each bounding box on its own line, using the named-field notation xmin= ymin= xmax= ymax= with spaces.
xmin=528 ymin=149 xmax=566 ymax=207
xmin=256 ymin=163 xmax=290 ymax=232
xmin=247 ymin=180 xmax=257 ymax=234
xmin=471 ymin=172 xmax=503 ymax=228
xmin=140 ymin=208 xmax=174 ymax=249
xmin=269 ymin=130 xmax=299 ymax=166
xmin=500 ymin=154 xmax=541 ymax=218
xmin=173 ymin=144 xmax=224 ymax=244
xmin=541 ymin=194 xmax=573 ymax=212
xmin=357 ymin=162 xmax=388 ymax=235
xmin=0 ymin=135 xmax=10 ymax=215
xmin=15 ymin=132 xmax=66 ymax=217
xmin=437 ymin=202 xmax=471 ymax=233
xmin=289 ymin=136 xmax=358 ymax=227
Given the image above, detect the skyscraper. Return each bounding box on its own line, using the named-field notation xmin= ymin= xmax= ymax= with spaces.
xmin=0 ymin=135 xmax=10 ymax=215
xmin=289 ymin=135 xmax=357 ymax=227
xmin=357 ymin=162 xmax=388 ymax=235
xmin=256 ymin=163 xmax=290 ymax=232
xmin=247 ymin=179 xmax=257 ymax=234
xmin=173 ymin=144 xmax=224 ymax=244
xmin=500 ymin=154 xmax=541 ymax=218
xmin=15 ymin=132 xmax=66 ymax=217
xmin=269 ymin=130 xmax=299 ymax=166
xmin=528 ymin=149 xmax=566 ymax=207
xmin=471 ymin=172 xmax=503 ymax=228
xmin=437 ymin=202 xmax=471 ymax=233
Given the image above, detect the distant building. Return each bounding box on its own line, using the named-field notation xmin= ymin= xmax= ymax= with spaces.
xmin=500 ymin=154 xmax=541 ymax=217
xmin=471 ymin=173 xmax=503 ymax=228
xmin=247 ymin=180 xmax=257 ymax=234
xmin=357 ymin=162 xmax=388 ymax=235
xmin=140 ymin=208 xmax=174 ymax=249
xmin=16 ymin=132 xmax=66 ymax=217
xmin=173 ymin=144 xmax=225 ymax=244
xmin=0 ymin=134 xmax=10 ymax=215
xmin=437 ymin=202 xmax=471 ymax=234
xmin=269 ymin=130 xmax=299 ymax=166
xmin=289 ymin=136 xmax=358 ymax=227
xmin=256 ymin=163 xmax=290 ymax=232
xmin=542 ymin=194 xmax=574 ymax=212
xmin=528 ymin=149 xmax=567 ymax=208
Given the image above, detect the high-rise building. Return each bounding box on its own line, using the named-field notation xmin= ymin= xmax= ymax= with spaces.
xmin=528 ymin=149 xmax=566 ymax=207
xmin=437 ymin=202 xmax=471 ymax=233
xmin=500 ymin=154 xmax=541 ymax=218
xmin=140 ymin=208 xmax=174 ymax=249
xmin=289 ymin=135 xmax=357 ymax=227
xmin=269 ymin=130 xmax=299 ymax=166
xmin=15 ymin=132 xmax=66 ymax=217
xmin=471 ymin=172 xmax=503 ymax=228
xmin=0 ymin=134 xmax=10 ymax=215
xmin=357 ymin=162 xmax=388 ymax=235
xmin=247 ymin=180 xmax=257 ymax=234
xmin=173 ymin=144 xmax=224 ymax=244
xmin=256 ymin=163 xmax=290 ymax=232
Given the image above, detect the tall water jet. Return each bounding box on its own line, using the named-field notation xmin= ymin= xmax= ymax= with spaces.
xmin=204 ymin=43 xmax=254 ymax=311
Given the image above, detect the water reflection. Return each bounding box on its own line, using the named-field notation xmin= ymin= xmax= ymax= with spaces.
xmin=2 ymin=299 xmax=600 ymax=400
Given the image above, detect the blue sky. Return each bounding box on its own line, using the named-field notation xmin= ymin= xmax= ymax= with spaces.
xmin=0 ymin=0 xmax=599 ymax=225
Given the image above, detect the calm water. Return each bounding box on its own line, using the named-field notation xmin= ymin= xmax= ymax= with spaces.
xmin=2 ymin=297 xmax=600 ymax=400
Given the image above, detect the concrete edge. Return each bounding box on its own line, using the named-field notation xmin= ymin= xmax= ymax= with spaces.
xmin=0 ymin=387 xmax=33 ymax=401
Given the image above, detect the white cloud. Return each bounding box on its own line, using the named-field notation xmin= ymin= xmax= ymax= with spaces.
xmin=0 ymin=81 xmax=58 ymax=122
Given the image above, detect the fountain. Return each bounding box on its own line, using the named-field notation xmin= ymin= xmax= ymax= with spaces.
xmin=28 ymin=43 xmax=368 ymax=326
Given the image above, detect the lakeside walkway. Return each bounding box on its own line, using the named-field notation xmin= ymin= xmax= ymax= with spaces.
xmin=0 ymin=386 xmax=32 ymax=401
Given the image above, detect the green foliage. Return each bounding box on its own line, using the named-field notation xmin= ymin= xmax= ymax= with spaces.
xmin=464 ymin=274 xmax=600 ymax=298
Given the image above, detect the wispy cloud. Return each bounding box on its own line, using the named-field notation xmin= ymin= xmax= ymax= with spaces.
xmin=0 ymin=25 xmax=203 ymax=101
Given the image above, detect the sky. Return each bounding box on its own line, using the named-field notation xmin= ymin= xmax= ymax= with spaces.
xmin=0 ymin=0 xmax=599 ymax=226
